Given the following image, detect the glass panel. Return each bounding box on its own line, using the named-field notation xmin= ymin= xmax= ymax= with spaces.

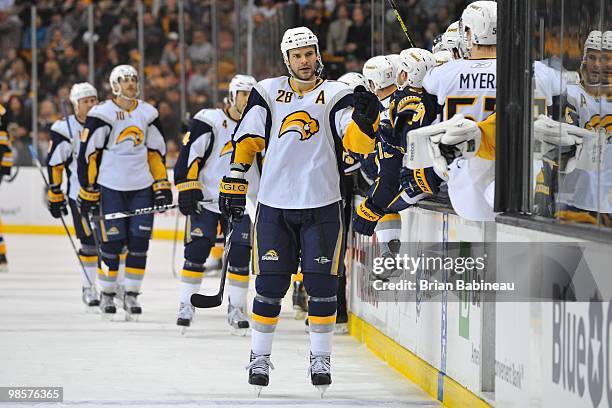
xmin=532 ymin=0 xmax=610 ymax=229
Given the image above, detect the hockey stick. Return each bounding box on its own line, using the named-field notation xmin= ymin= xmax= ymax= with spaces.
xmin=386 ymin=0 xmax=416 ymax=48
xmin=191 ymin=214 xmax=233 ymax=308
xmin=171 ymin=210 xmax=181 ymax=279
xmin=91 ymin=200 xmax=215 ymax=221
xmin=27 ymin=143 xmax=92 ymax=287
xmin=5 ymin=163 xmax=19 ymax=183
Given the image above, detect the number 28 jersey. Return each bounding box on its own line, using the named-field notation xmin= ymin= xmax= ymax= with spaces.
xmin=423 ymin=58 xmax=497 ymax=123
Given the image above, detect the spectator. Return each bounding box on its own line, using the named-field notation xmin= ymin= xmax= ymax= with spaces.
xmin=160 ymin=32 xmax=180 ymax=71
xmin=166 ymin=139 xmax=179 ymax=168
xmin=21 ymin=14 xmax=47 ymax=51
xmin=40 ymin=60 xmax=63 ymax=97
xmin=38 ymin=100 xmax=57 ymax=130
xmin=326 ymin=5 xmax=351 ymax=55
xmin=188 ymin=63 xmax=212 ymax=97
xmin=143 ymin=11 xmax=164 ymax=64
xmin=4 ymin=58 xmax=29 ymax=97
xmin=0 ymin=6 xmax=21 ymax=60
xmin=188 ymin=30 xmax=214 ymax=65
xmin=58 ymin=45 xmax=79 ymax=82
xmin=345 ymin=7 xmax=371 ymax=61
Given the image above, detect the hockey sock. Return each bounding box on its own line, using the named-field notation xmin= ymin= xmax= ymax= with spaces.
xmin=124 ymin=237 xmax=148 ymax=293
xmin=374 ymin=212 xmax=402 ymax=243
xmin=78 ymin=244 xmax=98 ymax=288
xmin=305 ymin=274 xmax=339 ymax=356
xmin=180 ymin=237 xmax=213 ymax=303
xmin=98 ymin=241 xmax=123 ymax=293
xmin=118 ymin=248 xmax=128 ymax=285
xmin=227 ymin=244 xmax=250 ymax=309
xmin=251 ymin=275 xmax=291 ymax=355
xmin=0 ymin=235 xmax=6 ymax=257
xmin=180 ymin=260 xmax=205 ymax=304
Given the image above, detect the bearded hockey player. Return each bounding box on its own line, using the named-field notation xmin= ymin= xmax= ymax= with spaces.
xmin=46 ymin=83 xmax=100 ymax=306
xmin=0 ymin=103 xmax=13 ymax=273
xmin=77 ymin=65 xmax=172 ymax=319
xmin=174 ymin=74 xmax=258 ymax=334
xmin=536 ymin=30 xmax=611 ymax=225
xmin=218 ymin=27 xmax=375 ymax=395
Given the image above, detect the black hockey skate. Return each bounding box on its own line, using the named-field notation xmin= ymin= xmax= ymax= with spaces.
xmin=99 ymin=292 xmax=117 ymax=319
xmin=309 ymin=353 xmax=331 ymax=397
xmin=82 ymin=286 xmax=100 ymax=308
xmin=177 ymin=302 xmax=195 ymax=334
xmin=246 ymin=351 xmax=274 ymax=397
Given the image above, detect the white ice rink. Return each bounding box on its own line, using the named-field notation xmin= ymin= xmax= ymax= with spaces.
xmin=0 ymin=234 xmax=438 ymax=408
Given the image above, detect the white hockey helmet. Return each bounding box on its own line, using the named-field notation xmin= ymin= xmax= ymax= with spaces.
xmin=386 ymin=54 xmax=401 ymax=80
xmin=442 ymin=21 xmax=462 ymax=57
xmin=280 ymin=27 xmax=323 ymax=78
xmin=109 ymin=64 xmax=139 ymax=99
xmin=337 ymin=72 xmax=371 ymax=91
xmin=432 ymin=34 xmax=445 ymax=54
xmin=69 ymin=82 xmax=97 ymax=115
xmin=603 ymin=31 xmax=612 ymax=51
xmin=362 ymin=55 xmax=395 ymax=91
xmin=396 ymin=48 xmax=436 ymax=90
xmin=459 ymin=1 xmax=497 ymax=56
xmin=433 ymin=50 xmax=453 ymax=66
xmin=228 ymin=74 xmax=256 ymax=108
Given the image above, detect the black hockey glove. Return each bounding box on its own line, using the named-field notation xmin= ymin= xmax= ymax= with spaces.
xmin=352 ymin=85 xmax=380 ymax=139
xmin=77 ymin=187 xmax=100 ymax=215
xmin=153 ymin=180 xmax=173 ymax=208
xmin=399 ymin=167 xmax=443 ymax=204
xmin=352 ymin=198 xmax=385 ymax=236
xmin=176 ymin=180 xmax=204 ymax=216
xmin=47 ymin=185 xmax=68 ymax=218
xmin=219 ymin=176 xmax=248 ymax=220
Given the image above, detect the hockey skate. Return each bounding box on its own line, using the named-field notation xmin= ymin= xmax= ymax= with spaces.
xmin=292 ymin=280 xmax=308 ymax=320
xmin=309 ymin=353 xmax=332 ymax=397
xmin=246 ymin=351 xmax=274 ymax=397
xmin=114 ymin=284 xmax=125 ymax=308
xmin=99 ymin=292 xmax=117 ymax=319
xmin=176 ymin=302 xmax=195 ymax=334
xmin=123 ymin=291 xmax=142 ymax=321
xmin=335 ymin=314 xmax=348 ymax=334
xmin=82 ymin=286 xmax=100 ymax=310
xmin=227 ymin=302 xmax=249 ymax=336
xmin=0 ymin=254 xmax=8 ymax=273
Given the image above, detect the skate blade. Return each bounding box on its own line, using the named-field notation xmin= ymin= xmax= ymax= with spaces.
xmin=252 ymin=385 xmax=264 ymax=398
xmin=102 ymin=313 xmax=115 ymax=321
xmin=125 ymin=313 xmax=140 ymax=322
xmin=230 ymin=327 xmax=249 ymax=337
xmin=315 ymin=384 xmax=329 ymax=398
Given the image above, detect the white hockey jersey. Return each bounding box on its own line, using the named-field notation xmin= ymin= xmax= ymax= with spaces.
xmin=79 ymin=99 xmax=167 ymax=191
xmin=176 ymin=108 xmax=259 ymax=214
xmin=47 ymin=115 xmax=84 ymax=200
xmin=232 ymin=76 xmax=364 ymax=209
xmin=533 ymin=60 xmax=565 ymax=116
xmin=559 ymin=84 xmax=612 ymax=213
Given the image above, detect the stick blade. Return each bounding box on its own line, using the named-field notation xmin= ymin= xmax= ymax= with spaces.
xmin=191 ymin=293 xmax=222 ymax=309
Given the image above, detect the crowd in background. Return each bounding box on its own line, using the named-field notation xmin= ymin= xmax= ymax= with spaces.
xmin=0 ymin=0 xmax=469 ymax=166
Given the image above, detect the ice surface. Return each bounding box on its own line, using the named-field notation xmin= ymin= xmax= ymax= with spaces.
xmin=0 ymin=234 xmax=438 ymax=408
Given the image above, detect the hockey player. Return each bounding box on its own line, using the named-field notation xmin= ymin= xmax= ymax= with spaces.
xmin=536 ymin=30 xmax=611 ymax=224
xmin=0 ymin=103 xmax=13 ymax=273
xmin=174 ymin=74 xmax=258 ymax=334
xmin=352 ymin=49 xmax=439 ymax=244
xmin=420 ymin=0 xmax=498 ymax=221
xmin=77 ymin=65 xmax=172 ymax=319
xmin=218 ymin=27 xmax=375 ymax=394
xmin=46 ymin=83 xmax=100 ymax=306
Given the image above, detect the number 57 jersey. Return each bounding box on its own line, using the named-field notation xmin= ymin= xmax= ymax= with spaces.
xmin=424 ymin=58 xmax=497 ymax=123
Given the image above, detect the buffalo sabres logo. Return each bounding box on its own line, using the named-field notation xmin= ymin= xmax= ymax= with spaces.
xmin=397 ymin=96 xmax=426 ymax=126
xmin=116 ymin=126 xmax=144 ymax=147
xmin=278 ymin=111 xmax=319 ymax=141
xmin=220 ymin=141 xmax=233 ymax=157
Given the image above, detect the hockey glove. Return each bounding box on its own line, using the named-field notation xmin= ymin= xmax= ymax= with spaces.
xmin=352 ymin=198 xmax=385 ymax=236
xmin=77 ymin=187 xmax=100 ymax=215
xmin=352 ymin=85 xmax=380 ymax=139
xmin=153 ymin=180 xmax=173 ymax=207
xmin=176 ymin=180 xmax=204 ymax=216
xmin=219 ymin=176 xmax=248 ymax=219
xmin=47 ymin=185 xmax=68 ymax=218
xmin=399 ymin=167 xmax=443 ymax=205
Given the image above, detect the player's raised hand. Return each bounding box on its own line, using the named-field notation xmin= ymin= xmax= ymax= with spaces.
xmin=352 ymin=85 xmax=380 ymax=139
